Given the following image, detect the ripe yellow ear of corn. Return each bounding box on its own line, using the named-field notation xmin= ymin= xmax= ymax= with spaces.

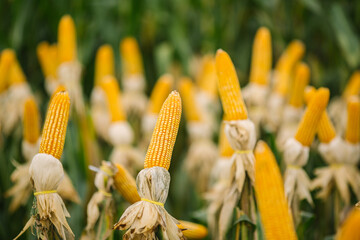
xmin=144 ymin=91 xmax=182 ymax=170
xmin=274 ymin=40 xmax=305 ymax=95
xmin=289 ymin=62 xmax=310 ymax=108
xmin=50 ymin=85 xmax=67 ymax=101
xmin=95 ymin=44 xmax=115 ymax=86
xmin=113 ymin=163 xmax=141 ymax=204
xmin=254 ymin=141 xmax=297 ymax=240
xmin=304 ymin=87 xmax=336 ymax=143
xmin=39 ymin=91 xmax=70 ymax=160
xmin=37 ymin=42 xmax=58 ymax=79
xmin=219 ymin=120 xmax=234 ymax=157
xmin=9 ymin=59 xmax=26 ymax=85
xmin=343 ymin=71 xmax=360 ymax=99
xmin=23 ymin=97 xmax=40 ymax=144
xmin=0 ymin=49 xmax=15 ymax=92
xmin=100 ymin=76 xmax=126 ymax=122
xmin=336 ymin=208 xmax=360 ymax=240
xmin=215 ymin=49 xmax=248 ymax=120
xmin=120 ymin=37 xmax=144 ymax=76
xmin=197 ymin=54 xmax=218 ymax=97
xmin=294 ymin=87 xmax=330 ymax=146
xmin=148 ymin=74 xmax=174 ymax=114
xmin=345 ymin=96 xmax=360 ymax=144
xmin=249 ymin=27 xmax=272 ymax=86
xmin=58 ymin=15 xmax=77 ymax=64
xmin=177 ymin=220 xmax=208 ymax=240
xmin=178 ymin=77 xmax=201 ymax=122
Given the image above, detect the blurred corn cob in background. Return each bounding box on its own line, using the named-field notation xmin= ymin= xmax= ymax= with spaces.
xmin=242 ymin=27 xmax=272 ymax=135
xmin=37 ymin=42 xmax=59 ymax=95
xmin=264 ymin=40 xmax=305 ymax=132
xmin=336 ymin=208 xmax=360 ymax=240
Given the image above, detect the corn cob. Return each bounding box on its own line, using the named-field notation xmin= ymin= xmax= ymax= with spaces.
xmin=120 ymin=37 xmax=144 ymax=76
xmin=249 ymin=27 xmax=272 ymax=86
xmin=215 ymin=49 xmax=248 ymax=120
xmin=345 ymin=96 xmax=360 ymax=144
xmin=50 ymin=85 xmax=67 ymax=102
xmin=274 ymin=40 xmax=305 ymax=95
xmin=289 ymin=62 xmax=310 ymax=108
xmin=336 ymin=208 xmax=360 ymax=240
xmin=95 ymin=44 xmax=115 ymax=86
xmin=148 ymin=74 xmax=174 ymax=114
xmin=219 ymin=120 xmax=234 ymax=157
xmin=58 ymin=15 xmax=77 ymax=64
xmin=39 ymin=91 xmax=70 ymax=160
xmin=179 ymin=77 xmax=201 ymax=122
xmin=197 ymin=55 xmax=218 ymax=97
xmin=0 ymin=49 xmax=15 ymax=92
xmin=113 ymin=163 xmax=141 ymax=204
xmin=37 ymin=42 xmax=58 ymax=79
xmin=343 ymin=71 xmax=360 ymax=99
xmin=23 ymin=97 xmax=40 ymax=144
xmin=254 ymin=141 xmax=297 ymax=240
xmin=100 ymin=76 xmax=126 ymax=122
xmin=9 ymin=59 xmax=26 ymax=85
xmin=294 ymin=87 xmax=329 ymax=146
xmin=177 ymin=220 xmax=208 ymax=239
xmin=304 ymin=87 xmax=336 ymax=143
xmin=144 ymin=91 xmax=182 ymax=170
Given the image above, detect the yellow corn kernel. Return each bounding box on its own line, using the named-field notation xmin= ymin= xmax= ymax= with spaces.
xmin=9 ymin=59 xmax=26 ymax=85
xmin=0 ymin=49 xmax=15 ymax=92
xmin=144 ymin=91 xmax=182 ymax=170
xmin=100 ymin=76 xmax=126 ymax=122
xmin=39 ymin=91 xmax=70 ymax=160
xmin=178 ymin=77 xmax=201 ymax=122
xmin=50 ymin=85 xmax=67 ymax=101
xmin=177 ymin=220 xmax=208 ymax=240
xmin=215 ymin=49 xmax=248 ymax=120
xmin=23 ymin=97 xmax=41 ymax=144
xmin=58 ymin=15 xmax=77 ymax=64
xmin=254 ymin=141 xmax=297 ymax=240
xmin=345 ymin=96 xmax=360 ymax=144
xmin=94 ymin=44 xmax=115 ymax=86
xmin=274 ymin=40 xmax=305 ymax=95
xmin=113 ymin=163 xmax=141 ymax=204
xmin=294 ymin=88 xmax=330 ymax=146
xmin=343 ymin=71 xmax=360 ymax=99
xmin=289 ymin=62 xmax=310 ymax=107
xmin=249 ymin=27 xmax=272 ymax=86
xmin=304 ymin=87 xmax=336 ymax=143
xmin=336 ymin=208 xmax=360 ymax=240
xmin=120 ymin=37 xmax=144 ymax=76
xmin=148 ymin=74 xmax=174 ymax=114
xmin=197 ymin=55 xmax=218 ymax=97
xmin=219 ymin=120 xmax=234 ymax=157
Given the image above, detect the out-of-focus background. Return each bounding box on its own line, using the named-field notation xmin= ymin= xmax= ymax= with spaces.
xmin=0 ymin=0 xmax=359 ymax=239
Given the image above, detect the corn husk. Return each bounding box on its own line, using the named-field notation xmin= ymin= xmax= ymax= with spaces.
xmin=114 ymin=167 xmax=185 ymax=240
xmin=185 ymin=122 xmax=218 ymax=193
xmin=90 ymin=86 xmax=111 ymax=142
xmin=121 ymin=91 xmax=148 ymax=120
xmin=84 ymin=162 xmax=116 ymax=239
xmin=262 ymin=92 xmax=285 ymax=132
xmin=311 ymin=137 xmax=360 ymax=204
xmin=216 ymin=119 xmax=256 ymax=240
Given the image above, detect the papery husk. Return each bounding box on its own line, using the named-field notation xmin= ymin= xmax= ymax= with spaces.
xmin=242 ymin=83 xmax=269 ymax=136
xmin=57 ymin=61 xmax=85 ymax=116
xmin=195 ymin=90 xmax=220 ymax=134
xmin=328 ymin=97 xmax=347 ymax=135
xmin=263 ymin=92 xmax=285 ymax=133
xmin=114 ymin=167 xmax=185 ymax=240
xmin=2 ymin=83 xmax=31 ymax=135
xmin=90 ymin=86 xmax=111 ymax=142
xmin=276 ymin=105 xmax=303 ymax=151
xmin=185 ymin=122 xmax=218 ymax=193
xmin=85 ymin=162 xmax=116 ymax=236
xmin=311 ymin=137 xmax=360 ymax=205
xmin=283 ymin=138 xmax=313 ymax=225
xmin=57 ymin=173 xmax=81 ymax=204
xmin=217 ymin=119 xmax=256 ymax=240
xmin=45 ymin=76 xmax=59 ymax=96
xmin=121 ymin=91 xmax=148 ymax=119
xmin=15 ymin=153 xmax=74 ymax=240
xmin=110 ymin=145 xmax=144 ymax=176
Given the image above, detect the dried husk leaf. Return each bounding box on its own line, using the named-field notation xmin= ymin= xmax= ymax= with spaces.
xmin=263 ymin=92 xmax=285 ymax=132
xmin=90 ymin=86 xmax=111 ymax=142
xmin=195 ymin=90 xmax=220 ymax=134
xmin=114 ymin=167 xmax=185 ymax=240
xmin=121 ymin=90 xmax=148 ymax=119
xmin=110 ymin=145 xmax=144 ymax=176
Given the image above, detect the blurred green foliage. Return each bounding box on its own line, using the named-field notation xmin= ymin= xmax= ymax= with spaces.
xmin=0 ymin=0 xmax=359 ymax=239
